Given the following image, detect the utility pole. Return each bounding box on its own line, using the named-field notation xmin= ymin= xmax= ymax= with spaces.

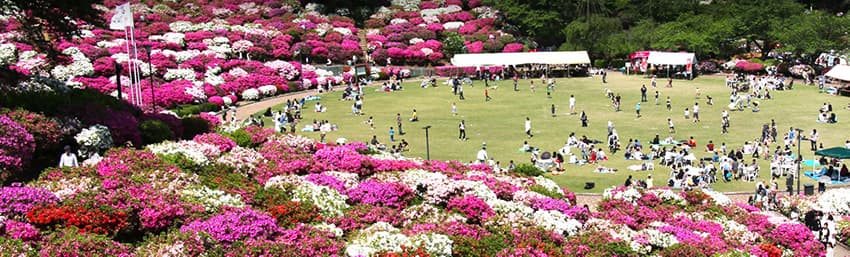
xmin=114 ymin=61 xmax=123 ymax=100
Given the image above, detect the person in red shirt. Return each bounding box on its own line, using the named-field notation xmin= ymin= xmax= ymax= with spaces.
xmin=687 ymin=136 xmax=697 ymax=148
xmin=706 ymin=140 xmax=715 ymax=152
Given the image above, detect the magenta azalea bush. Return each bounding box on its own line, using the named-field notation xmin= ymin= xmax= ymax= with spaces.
xmin=0 ymin=115 xmax=35 ymax=176
xmin=0 ymin=185 xmax=59 ymax=216
xmin=447 ymin=195 xmax=494 ymax=224
xmin=346 ymin=179 xmax=414 ymax=209
xmin=193 ymin=133 xmax=237 ymax=152
xmin=180 ymin=208 xmax=281 ymax=244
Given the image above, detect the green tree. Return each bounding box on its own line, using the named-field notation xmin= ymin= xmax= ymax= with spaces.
xmin=652 ymin=13 xmax=735 ymax=57
xmin=771 ymin=11 xmax=850 ymax=55
xmin=483 ymin=0 xmax=578 ymax=47
xmin=707 ymin=0 xmax=805 ymax=58
xmin=441 ymin=32 xmax=467 ymax=57
xmin=560 ymin=16 xmax=623 ymax=55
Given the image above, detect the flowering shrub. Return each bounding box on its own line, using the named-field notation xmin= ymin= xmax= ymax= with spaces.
xmin=3 ymin=109 xmax=62 ymax=153
xmin=27 ymin=205 xmax=129 ymax=235
xmin=0 ymin=185 xmax=60 ymax=216
xmin=74 ymin=124 xmax=113 ymax=158
xmin=447 ymin=195 xmax=494 ymax=224
xmin=0 ymin=115 xmax=35 ymax=177
xmin=180 ymin=207 xmax=280 ymax=244
xmin=193 ymin=133 xmax=237 ymax=152
xmin=268 ymin=200 xmax=323 ymax=227
xmin=347 ymin=179 xmax=415 ymax=209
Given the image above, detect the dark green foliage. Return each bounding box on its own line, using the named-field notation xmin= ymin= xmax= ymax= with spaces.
xmin=223 ymin=129 xmax=252 ymax=148
xmin=139 ymin=120 xmax=174 ymax=145
xmin=172 ymin=103 xmax=220 ymax=117
xmin=181 ymin=117 xmax=210 ymax=140
xmin=513 ymin=163 xmax=543 ymax=177
xmin=527 ymin=185 xmax=563 ymax=199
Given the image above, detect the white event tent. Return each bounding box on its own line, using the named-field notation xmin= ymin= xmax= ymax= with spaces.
xmin=450 ymin=51 xmax=591 ymax=66
xmin=630 ymin=51 xmax=696 ymax=79
xmin=826 ymin=65 xmax=850 ymax=82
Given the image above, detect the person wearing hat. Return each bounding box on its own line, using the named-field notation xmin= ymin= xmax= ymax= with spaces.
xmin=476 ymin=146 xmax=489 ymax=164
xmin=59 ymin=145 xmax=79 ymax=168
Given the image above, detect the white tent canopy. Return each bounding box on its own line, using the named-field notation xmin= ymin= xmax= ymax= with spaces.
xmin=826 ymin=65 xmax=850 ymax=82
xmin=450 ymin=51 xmax=591 ymax=66
xmin=646 ymin=52 xmax=696 ymax=65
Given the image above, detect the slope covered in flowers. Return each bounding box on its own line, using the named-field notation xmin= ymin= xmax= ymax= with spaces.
xmin=0 ymin=0 xmax=529 ymax=108
xmin=0 ymin=125 xmax=826 ymax=256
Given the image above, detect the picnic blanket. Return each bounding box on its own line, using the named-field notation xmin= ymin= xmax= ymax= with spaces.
xmin=804 ymin=171 xmax=850 ymax=185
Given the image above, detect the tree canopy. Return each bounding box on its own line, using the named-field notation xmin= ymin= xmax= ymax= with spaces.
xmin=484 ymin=0 xmax=850 ymax=62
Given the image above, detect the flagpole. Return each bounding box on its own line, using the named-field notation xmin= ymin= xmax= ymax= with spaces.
xmin=129 ymin=24 xmax=144 ymax=107
xmin=123 ymin=28 xmax=135 ymax=104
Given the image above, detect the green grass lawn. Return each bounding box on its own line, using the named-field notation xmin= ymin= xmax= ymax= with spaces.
xmin=256 ymin=73 xmax=850 ymax=193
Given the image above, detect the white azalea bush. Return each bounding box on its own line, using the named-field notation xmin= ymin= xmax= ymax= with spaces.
xmin=288 ymin=181 xmax=350 ymax=217
xmin=257 ymin=85 xmax=277 ymax=96
xmin=147 ymin=140 xmax=221 ymax=167
xmin=0 ymin=43 xmax=16 ymax=65
xmin=164 ymin=68 xmax=197 ymax=81
xmin=241 ymin=88 xmax=260 ymax=100
xmin=815 ymin=188 xmax=850 ymax=215
xmin=409 ymin=233 xmax=453 ymax=257
xmin=75 ymin=124 xmax=113 ymax=158
xmin=532 ymin=210 xmax=582 ymax=236
xmin=180 ymin=185 xmax=245 ymax=211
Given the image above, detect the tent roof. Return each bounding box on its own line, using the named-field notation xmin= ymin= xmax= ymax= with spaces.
xmin=646 ymin=51 xmax=696 ymax=65
xmin=815 ymin=147 xmax=850 ymax=159
xmin=450 ymin=51 xmax=591 ymax=66
xmin=826 ymin=65 xmax=850 ymax=81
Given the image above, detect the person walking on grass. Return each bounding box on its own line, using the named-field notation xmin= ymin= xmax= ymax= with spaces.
xmin=655 ymin=91 xmax=660 ymax=105
xmin=366 ymin=116 xmax=375 ymax=130
xmin=641 ymin=84 xmax=648 ymax=102
xmin=396 ymin=113 xmax=404 ymax=135
xmin=459 ymin=120 xmax=467 ymax=140
xmin=451 ymin=102 xmax=457 ymax=116
xmin=668 ymin=118 xmax=676 ymax=133
xmin=389 ymin=127 xmax=395 ymax=142
xmin=513 ymin=73 xmax=519 ymax=91
xmin=485 ymin=88 xmax=492 ymax=102
xmin=525 ymin=117 xmax=533 ymax=138
xmin=693 ymin=103 xmax=700 ymax=122
xmin=570 ymin=95 xmax=576 ymax=114
xmin=580 ymin=111 xmax=588 ymax=127
xmin=530 ymin=80 xmax=535 ymax=94
xmin=666 ymin=96 xmax=672 ymax=111
xmin=551 ymin=104 xmax=556 ymax=117
xmin=635 ymin=102 xmax=642 ymax=118
xmin=546 ymin=84 xmax=552 ymax=98
xmin=458 ymin=84 xmax=465 ymax=100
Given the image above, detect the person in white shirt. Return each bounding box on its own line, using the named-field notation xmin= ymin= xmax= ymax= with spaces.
xmin=646 ymin=174 xmax=654 ymax=188
xmin=692 ymin=103 xmax=700 ymax=122
xmin=524 ymin=117 xmax=533 ymax=138
xmin=845 ymin=140 xmax=850 ymax=149
xmin=476 ymin=147 xmax=489 ymax=164
xmin=58 ymin=146 xmax=78 ymax=168
xmin=569 ymin=95 xmax=576 ymax=114
xmin=810 ymin=129 xmax=819 ymax=151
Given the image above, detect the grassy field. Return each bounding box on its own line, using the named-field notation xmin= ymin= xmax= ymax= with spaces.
xmin=255 ymin=73 xmax=850 ymax=193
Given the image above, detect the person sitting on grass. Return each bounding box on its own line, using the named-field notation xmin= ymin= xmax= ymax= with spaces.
xmin=409 ymin=109 xmax=419 ymax=122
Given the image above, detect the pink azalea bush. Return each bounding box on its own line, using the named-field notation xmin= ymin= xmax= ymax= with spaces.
xmin=193 ymin=133 xmax=237 ymax=152
xmin=0 ymin=115 xmax=35 ymax=177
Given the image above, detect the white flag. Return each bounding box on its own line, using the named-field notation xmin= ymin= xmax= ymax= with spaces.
xmin=109 ymin=3 xmax=133 ymax=31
